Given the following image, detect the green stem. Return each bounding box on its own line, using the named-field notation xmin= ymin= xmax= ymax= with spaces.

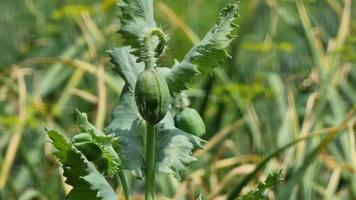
xmin=149 ymin=28 xmax=167 ymax=58
xmin=145 ymin=122 xmax=156 ymax=200
xmin=143 ymin=34 xmax=155 ymax=70
xmin=143 ymin=28 xmax=167 ymax=70
xmin=118 ymin=170 xmax=131 ymax=200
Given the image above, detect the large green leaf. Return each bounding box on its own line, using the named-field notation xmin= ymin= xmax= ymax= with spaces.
xmin=118 ymin=0 xmax=157 ymax=59
xmin=46 ymin=130 xmax=118 ymax=200
xmin=161 ymin=3 xmax=239 ymax=94
xmin=155 ymin=112 xmax=205 ymax=176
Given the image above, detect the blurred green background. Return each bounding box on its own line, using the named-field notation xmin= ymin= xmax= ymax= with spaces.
xmin=0 ymin=0 xmax=355 ymax=199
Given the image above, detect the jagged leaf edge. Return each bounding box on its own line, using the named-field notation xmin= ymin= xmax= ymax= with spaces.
xmin=75 ymin=110 xmax=121 ymax=176
xmin=238 ymin=170 xmax=282 ymax=200
xmin=162 ymin=3 xmax=239 ymax=94
xmin=46 ymin=129 xmax=118 ymax=200
xmin=155 ymin=112 xmax=206 ymax=176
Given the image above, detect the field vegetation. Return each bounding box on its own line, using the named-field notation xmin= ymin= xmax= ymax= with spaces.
xmin=0 ymin=0 xmax=355 ymax=199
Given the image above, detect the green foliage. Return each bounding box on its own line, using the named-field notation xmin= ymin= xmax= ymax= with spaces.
xmin=118 ymin=0 xmax=157 ymax=61
xmin=45 ymin=110 xmax=122 ymax=199
xmin=184 ymin=3 xmax=238 ymax=73
xmin=46 ymin=129 xmax=118 ymax=200
xmin=106 ymin=48 xmax=205 ymax=176
xmin=155 ymin=112 xmax=205 ymax=175
xmin=75 ymin=110 xmax=121 ymax=176
xmin=4 ymin=0 xmax=354 ymax=199
xmin=105 ymin=0 xmax=238 ymax=182
xmin=239 ymin=171 xmax=282 ymax=200
xmin=109 ymin=2 xmax=238 ymax=199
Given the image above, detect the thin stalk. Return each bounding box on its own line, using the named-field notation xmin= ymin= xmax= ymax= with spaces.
xmin=143 ymin=28 xmax=167 ymax=70
xmin=143 ymin=35 xmax=155 ymax=70
xmin=145 ymin=122 xmax=156 ymax=200
xmin=118 ymin=170 xmax=131 ymax=200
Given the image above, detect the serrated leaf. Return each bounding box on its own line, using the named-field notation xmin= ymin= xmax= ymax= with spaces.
xmin=155 ymin=112 xmax=206 ymax=176
xmin=46 ymin=130 xmax=118 ymax=200
xmin=239 ymin=170 xmax=282 ymax=200
xmin=162 ymin=3 xmax=239 ymax=94
xmin=75 ymin=110 xmax=121 ymax=176
xmin=118 ymin=0 xmax=157 ymax=59
xmin=186 ymin=3 xmax=238 ymax=72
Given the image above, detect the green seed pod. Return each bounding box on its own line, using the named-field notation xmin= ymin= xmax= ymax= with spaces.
xmin=71 ymin=133 xmax=91 ymax=143
xmin=174 ymin=108 xmax=206 ymax=136
xmin=135 ymin=69 xmax=170 ymax=124
xmin=74 ymin=141 xmax=102 ymax=161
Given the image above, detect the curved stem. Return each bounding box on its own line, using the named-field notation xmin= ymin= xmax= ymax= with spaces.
xmin=118 ymin=170 xmax=131 ymax=200
xmin=145 ymin=122 xmax=156 ymax=200
xmin=149 ymin=28 xmax=167 ymax=58
xmin=143 ymin=28 xmax=167 ymax=70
